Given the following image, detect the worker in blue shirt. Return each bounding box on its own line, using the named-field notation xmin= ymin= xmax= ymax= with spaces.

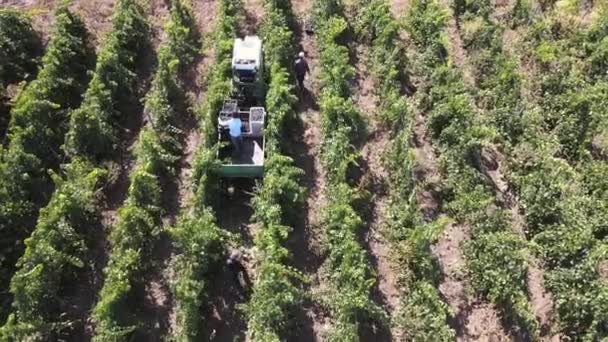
xmin=229 ymin=111 xmax=243 ymax=154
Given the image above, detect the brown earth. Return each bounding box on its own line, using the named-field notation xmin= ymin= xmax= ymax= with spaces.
xmin=407 ymin=1 xmax=510 ymax=339
xmin=411 ymin=110 xmax=443 ymax=221
xmin=447 ymin=0 xmax=558 ymax=338
xmin=390 ymin=0 xmax=410 ymax=18
xmin=242 ymin=0 xmax=264 ymax=35
xmin=0 ymin=0 xmax=116 ymax=46
xmin=285 ymin=0 xmax=330 ymax=340
xmin=351 ymin=36 xmax=400 ymax=340
xmin=439 ymin=0 xmax=475 ymax=85
xmin=62 ymin=1 xmax=172 ymax=340
xmin=481 ymin=146 xmax=557 ymax=338
xmin=202 ymin=181 xmax=256 ymax=342
xmin=198 ymin=0 xmax=264 ymax=340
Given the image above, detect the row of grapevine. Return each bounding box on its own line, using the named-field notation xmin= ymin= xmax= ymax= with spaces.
xmin=244 ymin=0 xmax=306 ymax=340
xmin=454 ymin=1 xmax=608 ymax=338
xmin=494 ymin=4 xmax=608 ymax=339
xmin=0 ymin=9 xmax=40 ymax=87
xmin=169 ymin=0 xmax=241 ymax=339
xmin=0 ymin=1 xmax=148 ymax=340
xmin=407 ymin=0 xmax=542 ymax=338
xmin=312 ymin=0 xmax=381 ymax=339
xmin=91 ymin=1 xmax=198 ymax=340
xmin=0 ymin=8 xmax=41 ymax=140
xmin=0 ymin=4 xmax=92 ymax=322
xmin=452 ymin=0 xmax=526 ymax=146
xmin=355 ymin=0 xmax=455 ymax=339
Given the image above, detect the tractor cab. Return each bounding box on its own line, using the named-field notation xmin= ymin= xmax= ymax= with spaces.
xmin=217 ymin=36 xmax=266 ymax=178
xmin=231 ymin=36 xmax=264 ymax=105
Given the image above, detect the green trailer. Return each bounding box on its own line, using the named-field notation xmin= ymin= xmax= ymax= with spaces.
xmin=217 ymin=36 xmax=267 ymax=179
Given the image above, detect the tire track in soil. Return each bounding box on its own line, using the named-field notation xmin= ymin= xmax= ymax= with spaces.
xmin=350 ymin=42 xmax=399 ymax=340
xmin=199 ymin=1 xmax=263 ymax=340
xmin=285 ymin=1 xmax=329 ymax=340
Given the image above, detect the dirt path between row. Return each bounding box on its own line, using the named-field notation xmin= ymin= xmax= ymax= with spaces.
xmin=163 ymin=0 xmax=218 ymax=334
xmin=199 ymin=1 xmax=264 ymax=340
xmin=401 ymin=1 xmax=510 ymax=340
xmin=412 ymin=97 xmax=506 ymax=341
xmin=438 ymin=0 xmax=474 ymax=85
xmin=485 ymin=151 xmax=556 ymax=336
xmin=92 ymin=3 xmax=172 ymax=341
xmin=351 ymin=41 xmax=401 ymax=340
xmin=285 ymin=1 xmax=330 ymax=340
xmin=453 ymin=1 xmax=557 ymax=337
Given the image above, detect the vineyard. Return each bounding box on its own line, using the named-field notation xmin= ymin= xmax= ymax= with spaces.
xmin=0 ymin=0 xmax=606 ymax=341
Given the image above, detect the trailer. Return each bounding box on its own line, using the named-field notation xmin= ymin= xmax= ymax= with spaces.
xmin=217 ymin=36 xmax=266 ymax=178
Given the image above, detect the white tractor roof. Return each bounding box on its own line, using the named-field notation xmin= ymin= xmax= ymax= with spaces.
xmin=232 ymin=36 xmax=262 ymax=70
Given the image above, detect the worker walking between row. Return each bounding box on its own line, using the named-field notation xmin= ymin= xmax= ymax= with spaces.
xmin=294 ymin=51 xmax=310 ymax=91
xmin=229 ymin=111 xmax=243 ymax=154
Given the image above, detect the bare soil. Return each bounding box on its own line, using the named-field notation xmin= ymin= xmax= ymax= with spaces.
xmin=411 ymin=111 xmax=443 ymax=221
xmin=159 ymin=0 xmax=220 ymax=337
xmin=65 ymin=2 xmax=170 ymax=340
xmin=351 ymin=39 xmax=400 ymax=340
xmin=455 ymin=0 xmax=558 ymax=335
xmin=202 ymin=181 xmax=256 ymax=342
xmin=481 ymin=146 xmax=557 ymax=338
xmin=409 ymin=95 xmax=460 ymax=320
xmin=241 ymin=0 xmax=264 ymax=36
xmin=390 ymin=0 xmax=411 ymax=18
xmin=0 ymin=0 xmax=117 ymax=46
xmin=197 ymin=1 xmax=264 ymax=340
xmin=439 ymin=0 xmax=475 ymax=85
xmin=285 ymin=1 xmax=330 ymax=340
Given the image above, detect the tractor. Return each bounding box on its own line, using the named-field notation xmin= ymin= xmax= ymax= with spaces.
xmin=217 ymin=36 xmax=266 ymax=178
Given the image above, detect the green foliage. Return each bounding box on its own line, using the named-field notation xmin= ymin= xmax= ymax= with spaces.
xmin=0 ymin=4 xmax=92 ymax=327
xmin=322 ymin=184 xmax=380 ymax=341
xmin=91 ymin=1 xmax=203 ymax=340
xmin=459 ymin=5 xmax=608 ymax=339
xmin=64 ymin=0 xmax=148 ymax=160
xmin=509 ymin=0 xmax=532 ymax=28
xmin=409 ymin=4 xmax=542 ymax=336
xmin=352 ymin=7 xmax=455 ymax=335
xmin=0 ymin=159 xmax=106 ymax=341
xmin=169 ymin=1 xmax=241 ymax=340
xmin=170 ymin=211 xmax=224 ymax=341
xmin=0 ymin=9 xmax=41 ymax=85
xmin=404 ymin=0 xmax=447 ymax=65
xmin=452 ymin=0 xmax=492 ymax=19
xmin=355 ymin=0 xmax=410 ymax=126
xmin=311 ymin=1 xmax=382 ymax=338
xmin=460 ymin=16 xmax=502 ymax=52
xmin=245 ymin=1 xmax=307 ymax=339
xmin=396 ymin=281 xmax=455 ymax=341
xmin=465 ymin=232 xmax=539 ymax=337
xmin=196 ymin=0 xmax=240 ymax=146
